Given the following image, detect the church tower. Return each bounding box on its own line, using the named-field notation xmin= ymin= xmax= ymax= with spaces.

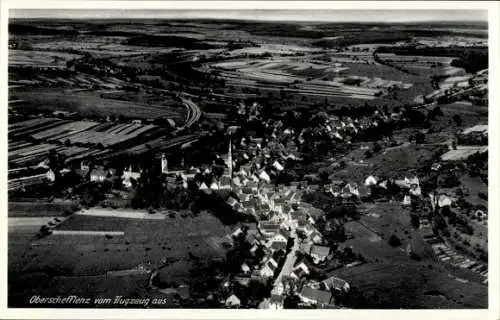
xmin=227 ymin=139 xmax=232 ymax=178
xmin=161 ymin=153 xmax=168 ymax=174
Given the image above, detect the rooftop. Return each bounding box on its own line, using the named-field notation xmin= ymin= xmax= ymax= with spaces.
xmin=300 ymin=286 xmax=333 ymax=305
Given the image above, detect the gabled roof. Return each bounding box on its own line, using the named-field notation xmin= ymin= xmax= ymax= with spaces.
xmin=310 ymin=245 xmax=330 ymax=257
xmin=270 ymin=294 xmax=284 ymax=304
xmin=322 ymin=276 xmax=350 ymax=291
xmin=270 ymin=241 xmax=287 ymax=251
xmin=300 ymin=287 xmax=333 ymax=305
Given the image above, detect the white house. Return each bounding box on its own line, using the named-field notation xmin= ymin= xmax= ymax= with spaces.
xmin=241 ymin=263 xmax=251 ymax=275
xmin=46 ymin=168 xmax=56 ymax=182
xmin=260 ymin=258 xmax=278 ymax=278
xmin=438 ymin=194 xmax=452 ymax=207
xmin=225 ymin=294 xmax=241 ymax=308
xmin=259 ymin=170 xmax=271 ymax=183
xmin=272 ymin=160 xmax=284 ymax=172
xmin=309 ymin=245 xmax=330 ymax=264
xmin=122 ymin=166 xmax=141 ymax=188
xmin=402 ymin=195 xmax=412 ymax=206
xmin=364 ymin=175 xmax=378 ymax=186
xmin=90 ymin=167 xmax=107 ymax=183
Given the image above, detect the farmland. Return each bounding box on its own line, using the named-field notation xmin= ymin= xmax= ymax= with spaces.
xmin=10 ymin=88 xmax=185 ymax=120
xmin=9 ymin=50 xmax=83 ymax=68
xmin=7 ymin=113 xmax=204 ymax=168
xmin=8 ymin=210 xmax=230 ymax=300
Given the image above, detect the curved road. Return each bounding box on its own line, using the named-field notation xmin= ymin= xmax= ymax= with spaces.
xmin=181 ymin=97 xmax=201 ymax=128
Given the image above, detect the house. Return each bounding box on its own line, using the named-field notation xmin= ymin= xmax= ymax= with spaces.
xmin=219 ymin=176 xmax=232 ymax=189
xmin=364 ymin=175 xmax=378 ymax=186
xmin=241 ymin=263 xmax=251 ymax=275
xmin=227 ymin=197 xmax=239 ymax=208
xmin=246 ymin=232 xmax=264 ymax=246
xmin=309 ymin=230 xmax=323 ymax=244
xmin=409 ymin=184 xmax=422 ymax=197
xmin=299 ymin=286 xmax=334 ymax=306
xmin=290 ymin=261 xmax=310 ymax=279
xmin=225 ymin=294 xmax=241 ymax=308
xmin=90 ymin=167 xmax=107 ymax=183
xmin=259 ymin=221 xmax=281 ymax=237
xmin=45 ymin=168 xmax=56 ymax=182
xmin=402 ymin=195 xmax=412 ymax=206
xmin=260 ymin=258 xmax=279 ymax=278
xmin=269 ymin=295 xmax=284 ymax=309
xmin=431 ymin=163 xmax=442 ymax=171
xmin=322 ymin=276 xmax=350 ymax=292
xmin=232 ymin=177 xmax=242 ymax=187
xmin=269 ymin=233 xmax=288 ymax=251
xmin=438 ymin=194 xmax=452 ymax=207
xmin=258 ymin=170 xmax=271 ymax=183
xmin=342 ymin=183 xmax=359 ymax=198
xmin=272 ymin=160 xmax=284 ymax=172
xmin=291 ymin=210 xmax=306 ymax=222
xmin=309 ymin=245 xmax=330 ymax=264
xmin=377 ymin=180 xmax=388 ymax=189
xmin=232 ymin=227 xmax=244 ymax=238
xmin=198 ymin=182 xmax=209 ymax=191
xmin=297 ymin=220 xmax=315 ymax=237
xmin=122 ymin=166 xmax=141 ymax=188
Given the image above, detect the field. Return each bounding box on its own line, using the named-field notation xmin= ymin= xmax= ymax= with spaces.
xmin=8 ymin=210 xmax=232 ymax=306
xmin=209 ymin=58 xmax=410 ymax=100
xmin=346 ymin=203 xmax=435 ymax=261
xmin=9 ymin=50 xmax=82 ymax=68
xmin=332 ymin=201 xmax=487 ymax=308
xmin=11 ymin=211 xmax=230 ymax=276
xmin=332 ymin=261 xmax=487 ymax=308
xmin=8 ymin=201 xmax=78 ymax=217
xmin=441 ymin=146 xmax=488 ymax=161
xmin=335 ymin=144 xmax=440 ymax=182
xmin=11 ymin=88 xmax=184 ymax=120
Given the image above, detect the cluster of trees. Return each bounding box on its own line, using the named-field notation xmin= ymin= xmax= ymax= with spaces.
xmin=466 ymin=151 xmax=488 ymax=179
xmin=451 ymin=50 xmax=489 ymax=73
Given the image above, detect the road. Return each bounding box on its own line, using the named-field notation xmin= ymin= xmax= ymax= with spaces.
xmin=181 ymin=97 xmax=201 ymax=128
xmin=273 ymin=231 xmax=300 ymax=288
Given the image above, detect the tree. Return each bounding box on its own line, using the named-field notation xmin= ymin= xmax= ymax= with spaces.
xmin=432 ymin=106 xmax=443 ymax=117
xmin=410 ymin=214 xmax=420 ymax=229
xmin=388 ymin=234 xmax=401 ymax=247
xmin=414 ymin=131 xmax=425 ymax=144
xmin=373 ymin=142 xmax=382 ymax=153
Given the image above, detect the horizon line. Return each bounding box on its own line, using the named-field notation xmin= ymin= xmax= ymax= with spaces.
xmin=10 ymin=9 xmax=488 ymax=23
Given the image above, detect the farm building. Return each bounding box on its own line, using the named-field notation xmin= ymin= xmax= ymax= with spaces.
xmin=299 ymin=286 xmax=334 ymax=306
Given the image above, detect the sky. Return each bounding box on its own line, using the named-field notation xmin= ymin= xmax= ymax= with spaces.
xmin=11 ymin=9 xmax=488 ymax=23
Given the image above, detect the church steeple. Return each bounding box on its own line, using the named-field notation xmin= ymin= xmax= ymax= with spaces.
xmin=227 ymin=139 xmax=232 ymax=178
xmin=161 ymin=153 xmax=168 ymax=174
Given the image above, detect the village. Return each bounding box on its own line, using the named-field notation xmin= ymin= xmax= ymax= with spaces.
xmin=8 ymin=89 xmax=488 ymax=308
